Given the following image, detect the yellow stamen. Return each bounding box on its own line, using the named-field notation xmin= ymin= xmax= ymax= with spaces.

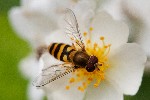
xmin=66 ymin=35 xmax=111 ymax=92
xmin=94 ymin=84 xmax=99 ymax=87
xmin=88 ymin=77 xmax=93 ymax=81
xmin=71 ymin=37 xmax=74 ymax=40
xmin=94 ymin=43 xmax=98 ymax=47
xmin=87 ymin=39 xmax=91 ymax=44
xmin=101 ymin=75 xmax=105 ymax=80
xmin=108 ymin=44 xmax=111 ymax=47
xmin=78 ymin=86 xmax=84 ymax=92
xmin=83 ymin=32 xmax=87 ymax=37
xmin=82 ymin=82 xmax=86 ymax=87
xmin=100 ymin=36 xmax=104 ymax=40
xmin=69 ymin=78 xmax=75 ymax=83
xmin=89 ymin=27 xmax=93 ymax=31
xmin=104 ymin=46 xmax=108 ymax=48
xmin=102 ymin=44 xmax=111 ymax=58
xmin=66 ymin=86 xmax=70 ymax=90
xmin=76 ymin=73 xmax=80 ymax=77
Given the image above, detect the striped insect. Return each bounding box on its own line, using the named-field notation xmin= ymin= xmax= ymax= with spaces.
xmin=33 ymin=9 xmax=101 ymax=87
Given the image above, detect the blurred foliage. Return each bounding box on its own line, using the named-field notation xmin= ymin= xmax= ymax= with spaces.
xmin=0 ymin=0 xmax=150 ymax=100
xmin=0 ymin=15 xmax=30 ymax=100
xmin=0 ymin=0 xmax=19 ymax=14
xmin=0 ymin=0 xmax=31 ymax=100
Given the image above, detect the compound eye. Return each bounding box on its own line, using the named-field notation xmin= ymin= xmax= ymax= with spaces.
xmin=89 ymin=56 xmax=98 ymax=64
xmin=86 ymin=65 xmax=95 ymax=72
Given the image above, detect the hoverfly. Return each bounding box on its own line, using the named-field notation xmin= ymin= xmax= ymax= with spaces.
xmin=33 ymin=9 xmax=101 ymax=87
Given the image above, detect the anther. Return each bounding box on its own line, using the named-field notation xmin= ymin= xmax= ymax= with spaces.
xmin=76 ymin=73 xmax=81 ymax=77
xmin=66 ymin=86 xmax=70 ymax=90
xmin=104 ymin=46 xmax=108 ymax=48
xmin=83 ymin=32 xmax=87 ymax=36
xmin=82 ymin=82 xmax=86 ymax=86
xmin=69 ymin=78 xmax=75 ymax=83
xmin=100 ymin=36 xmax=104 ymax=40
xmin=94 ymin=43 xmax=97 ymax=47
xmin=71 ymin=37 xmax=74 ymax=40
xmin=87 ymin=40 xmax=91 ymax=44
xmin=94 ymin=84 xmax=99 ymax=87
xmin=78 ymin=86 xmax=81 ymax=90
xmin=108 ymin=44 xmax=111 ymax=47
xmin=78 ymin=86 xmax=84 ymax=92
xmin=89 ymin=27 xmax=93 ymax=31
xmin=101 ymin=75 xmax=105 ymax=80
xmin=88 ymin=77 xmax=93 ymax=81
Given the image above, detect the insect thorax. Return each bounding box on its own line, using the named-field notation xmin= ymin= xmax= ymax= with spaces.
xmin=73 ymin=51 xmax=90 ymax=67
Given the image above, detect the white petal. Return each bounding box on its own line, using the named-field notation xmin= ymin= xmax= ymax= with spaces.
xmin=19 ymin=54 xmax=39 ymax=79
xmin=58 ymin=4 xmax=95 ymax=34
xmin=106 ymin=43 xmax=147 ymax=95
xmin=27 ymin=82 xmax=45 ymax=100
xmin=39 ymin=55 xmax=85 ymax=100
xmin=44 ymin=30 xmax=72 ymax=46
xmin=85 ymin=81 xmax=123 ymax=100
xmin=73 ymin=0 xmax=96 ymax=32
xmin=26 ymin=0 xmax=58 ymax=16
xmin=26 ymin=0 xmax=76 ymax=21
xmin=19 ymin=55 xmax=45 ymax=100
xmin=101 ymin=0 xmax=123 ymax=20
xmin=122 ymin=0 xmax=150 ymax=62
xmin=9 ymin=7 xmax=57 ymax=47
xmin=9 ymin=8 xmax=38 ymax=43
xmin=45 ymin=74 xmax=85 ymax=100
xmin=122 ymin=0 xmax=150 ymax=21
xmin=136 ymin=27 xmax=150 ymax=57
xmin=91 ymin=11 xmax=129 ymax=51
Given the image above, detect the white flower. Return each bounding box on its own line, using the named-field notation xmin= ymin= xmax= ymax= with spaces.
xmin=9 ymin=0 xmax=147 ymax=99
xmin=39 ymin=11 xmax=146 ymax=100
xmin=121 ymin=0 xmax=150 ymax=71
xmin=9 ymin=0 xmax=101 ymax=100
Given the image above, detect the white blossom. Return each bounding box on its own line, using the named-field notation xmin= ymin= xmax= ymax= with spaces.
xmin=9 ymin=0 xmax=148 ymax=100
xmin=39 ymin=11 xmax=146 ymax=100
xmin=9 ymin=0 xmax=101 ymax=100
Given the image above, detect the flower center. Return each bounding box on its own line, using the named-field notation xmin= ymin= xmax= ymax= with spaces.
xmin=66 ymin=27 xmax=111 ymax=92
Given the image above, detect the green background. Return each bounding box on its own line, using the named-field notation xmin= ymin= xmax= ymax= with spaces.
xmin=0 ymin=0 xmax=30 ymax=100
xmin=0 ymin=0 xmax=150 ymax=100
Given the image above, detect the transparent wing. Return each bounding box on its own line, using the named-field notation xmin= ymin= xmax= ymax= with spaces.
xmin=33 ymin=63 xmax=74 ymax=87
xmin=64 ymin=8 xmax=85 ymax=51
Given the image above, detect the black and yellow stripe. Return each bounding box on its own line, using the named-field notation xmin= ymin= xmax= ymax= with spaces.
xmin=49 ymin=43 xmax=75 ymax=62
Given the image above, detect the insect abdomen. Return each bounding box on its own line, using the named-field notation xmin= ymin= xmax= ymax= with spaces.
xmin=48 ymin=43 xmax=75 ymax=62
